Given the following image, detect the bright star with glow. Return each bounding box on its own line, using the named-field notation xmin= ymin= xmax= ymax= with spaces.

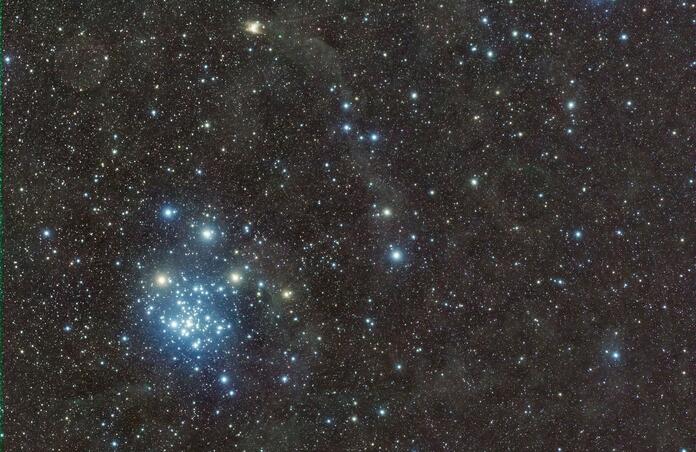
xmin=244 ymin=21 xmax=264 ymax=35
xmin=201 ymin=228 xmax=215 ymax=241
xmin=155 ymin=273 xmax=169 ymax=287
xmin=229 ymin=272 xmax=243 ymax=285
xmin=390 ymin=249 xmax=403 ymax=262
xmin=161 ymin=206 xmax=177 ymax=220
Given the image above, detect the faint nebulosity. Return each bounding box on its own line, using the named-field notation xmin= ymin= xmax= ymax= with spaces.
xmin=4 ymin=1 xmax=696 ymax=450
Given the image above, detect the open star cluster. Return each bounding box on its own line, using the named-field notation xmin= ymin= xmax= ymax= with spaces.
xmin=4 ymin=1 xmax=695 ymax=450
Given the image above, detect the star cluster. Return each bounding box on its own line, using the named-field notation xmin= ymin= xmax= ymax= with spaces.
xmin=5 ymin=0 xmax=696 ymax=450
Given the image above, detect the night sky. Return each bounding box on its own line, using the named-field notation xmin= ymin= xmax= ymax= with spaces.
xmin=4 ymin=1 xmax=696 ymax=450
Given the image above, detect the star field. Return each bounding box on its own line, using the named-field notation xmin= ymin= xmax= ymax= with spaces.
xmin=4 ymin=0 xmax=696 ymax=450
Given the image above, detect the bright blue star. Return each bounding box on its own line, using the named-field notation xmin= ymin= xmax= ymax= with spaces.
xmin=389 ymin=248 xmax=404 ymax=263
xmin=201 ymin=227 xmax=215 ymax=241
xmin=161 ymin=206 xmax=178 ymax=220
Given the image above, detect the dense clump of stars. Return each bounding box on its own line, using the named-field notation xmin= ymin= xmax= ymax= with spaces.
xmin=4 ymin=0 xmax=696 ymax=450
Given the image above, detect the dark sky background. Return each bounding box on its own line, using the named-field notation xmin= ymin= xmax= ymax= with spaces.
xmin=4 ymin=0 xmax=696 ymax=450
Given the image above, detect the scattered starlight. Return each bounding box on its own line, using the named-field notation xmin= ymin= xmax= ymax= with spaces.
xmin=7 ymin=3 xmax=690 ymax=450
